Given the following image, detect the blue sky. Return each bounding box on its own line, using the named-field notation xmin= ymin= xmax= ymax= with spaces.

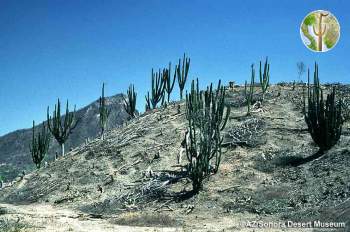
xmin=0 ymin=0 xmax=349 ymax=136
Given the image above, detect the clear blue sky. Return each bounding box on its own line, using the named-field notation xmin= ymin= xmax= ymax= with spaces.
xmin=0 ymin=0 xmax=349 ymax=136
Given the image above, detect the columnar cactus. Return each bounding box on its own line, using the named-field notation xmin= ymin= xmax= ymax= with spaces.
xmin=99 ymin=83 xmax=110 ymax=140
xmin=163 ymin=62 xmax=176 ymax=103
xmin=185 ymin=79 xmax=230 ymax=193
xmin=259 ymin=57 xmax=270 ymax=102
xmin=304 ymin=63 xmax=343 ymax=153
xmin=47 ymin=99 xmax=79 ymax=156
xmin=30 ymin=121 xmax=50 ymax=169
xmin=145 ymin=91 xmax=151 ymax=111
xmin=244 ymin=64 xmax=255 ymax=115
xmin=148 ymin=68 xmax=166 ymax=109
xmin=176 ymin=53 xmax=190 ymax=100
xmin=124 ymin=84 xmax=137 ymax=118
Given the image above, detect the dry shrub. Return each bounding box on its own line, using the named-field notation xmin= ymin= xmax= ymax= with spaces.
xmin=113 ymin=211 xmax=177 ymax=227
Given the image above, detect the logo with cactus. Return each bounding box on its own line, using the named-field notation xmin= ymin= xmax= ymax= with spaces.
xmin=300 ymin=10 xmax=340 ymax=52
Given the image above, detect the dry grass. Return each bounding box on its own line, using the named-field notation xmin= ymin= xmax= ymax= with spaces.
xmin=113 ymin=211 xmax=178 ymax=227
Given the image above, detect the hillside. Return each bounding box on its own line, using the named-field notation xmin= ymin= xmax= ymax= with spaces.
xmin=0 ymin=94 xmax=130 ymax=182
xmin=0 ymin=84 xmax=349 ymax=232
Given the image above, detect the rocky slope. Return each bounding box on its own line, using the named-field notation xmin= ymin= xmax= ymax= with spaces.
xmin=0 ymin=84 xmax=349 ymax=232
xmin=0 ymin=94 xmax=130 ymax=182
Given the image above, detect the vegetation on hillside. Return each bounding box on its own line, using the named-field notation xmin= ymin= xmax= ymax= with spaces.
xmin=99 ymin=83 xmax=111 ymax=140
xmin=29 ymin=121 xmax=50 ymax=169
xmin=47 ymin=99 xmax=79 ymax=156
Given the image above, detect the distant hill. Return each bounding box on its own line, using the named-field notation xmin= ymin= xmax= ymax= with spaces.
xmin=0 ymin=94 xmax=130 ymax=181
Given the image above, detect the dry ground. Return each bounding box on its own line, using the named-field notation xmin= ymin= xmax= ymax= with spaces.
xmin=0 ymin=84 xmax=349 ymax=231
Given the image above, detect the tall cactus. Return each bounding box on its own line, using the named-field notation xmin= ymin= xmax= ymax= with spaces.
xmin=149 ymin=68 xmax=166 ymax=109
xmin=304 ymin=63 xmax=343 ymax=153
xmin=47 ymin=99 xmax=79 ymax=156
xmin=185 ymin=79 xmax=230 ymax=194
xmin=163 ymin=62 xmax=176 ymax=103
xmin=30 ymin=121 xmax=50 ymax=169
xmin=176 ymin=53 xmax=190 ymax=100
xmin=99 ymin=83 xmax=110 ymax=140
xmin=313 ymin=12 xmax=329 ymax=51
xmin=259 ymin=57 xmax=270 ymax=102
xmin=124 ymin=84 xmax=137 ymax=118
xmin=245 ymin=64 xmax=255 ymax=115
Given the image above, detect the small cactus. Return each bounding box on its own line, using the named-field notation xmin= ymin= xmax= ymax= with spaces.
xmin=259 ymin=57 xmax=270 ymax=102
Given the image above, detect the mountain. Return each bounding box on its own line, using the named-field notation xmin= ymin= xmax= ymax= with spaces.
xmin=0 ymin=94 xmax=130 ymax=181
xmin=0 ymin=84 xmax=349 ymax=231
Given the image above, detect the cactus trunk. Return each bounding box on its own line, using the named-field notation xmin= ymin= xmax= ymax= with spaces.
xmin=61 ymin=143 xmax=65 ymax=156
xmin=313 ymin=12 xmax=329 ymax=51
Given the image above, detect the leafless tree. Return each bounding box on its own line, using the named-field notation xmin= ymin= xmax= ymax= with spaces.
xmin=297 ymin=62 xmax=306 ymax=82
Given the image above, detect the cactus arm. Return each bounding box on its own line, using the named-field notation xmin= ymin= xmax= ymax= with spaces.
xmin=169 ymin=64 xmax=176 ymax=93
xmin=313 ymin=25 xmax=319 ymax=36
xmin=320 ymin=12 xmax=329 ymax=18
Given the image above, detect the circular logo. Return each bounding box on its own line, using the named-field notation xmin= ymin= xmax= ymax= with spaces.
xmin=300 ymin=10 xmax=340 ymax=52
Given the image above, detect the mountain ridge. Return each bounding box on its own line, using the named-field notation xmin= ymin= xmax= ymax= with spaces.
xmin=0 ymin=93 xmax=130 ymax=181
